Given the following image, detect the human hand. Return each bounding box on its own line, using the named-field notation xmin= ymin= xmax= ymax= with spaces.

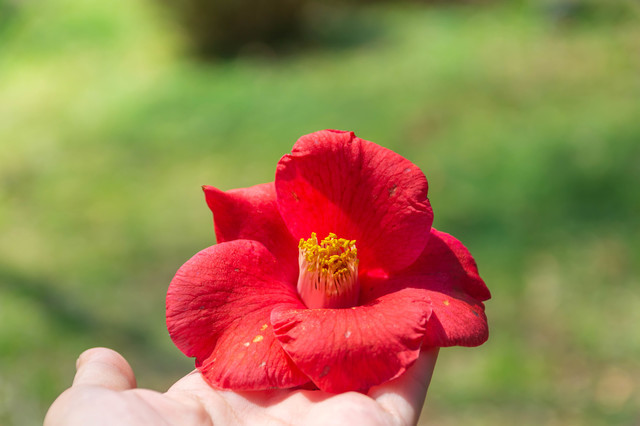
xmin=45 ymin=346 xmax=438 ymax=426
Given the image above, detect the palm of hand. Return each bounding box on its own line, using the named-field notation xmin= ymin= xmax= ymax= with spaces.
xmin=45 ymin=348 xmax=437 ymax=426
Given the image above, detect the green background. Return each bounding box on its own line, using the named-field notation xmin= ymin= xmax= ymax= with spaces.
xmin=1 ymin=0 xmax=639 ymax=424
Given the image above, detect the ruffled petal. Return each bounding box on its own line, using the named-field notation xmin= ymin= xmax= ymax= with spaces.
xmin=361 ymin=228 xmax=490 ymax=347
xmin=275 ymin=130 xmax=433 ymax=274
xmin=270 ymin=288 xmax=432 ymax=393
xmin=166 ymin=240 xmax=309 ymax=390
xmin=203 ymin=183 xmax=298 ymax=282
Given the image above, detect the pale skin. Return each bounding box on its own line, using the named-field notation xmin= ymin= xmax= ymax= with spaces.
xmin=45 ymin=347 xmax=438 ymax=426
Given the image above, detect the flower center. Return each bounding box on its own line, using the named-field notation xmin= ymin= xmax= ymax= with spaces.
xmin=297 ymin=232 xmax=360 ymax=309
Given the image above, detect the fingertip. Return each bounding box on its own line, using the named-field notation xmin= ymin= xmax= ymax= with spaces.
xmin=369 ymin=347 xmax=439 ymax=425
xmin=73 ymin=347 xmax=137 ymax=391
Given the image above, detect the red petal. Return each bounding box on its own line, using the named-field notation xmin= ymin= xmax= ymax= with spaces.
xmin=361 ymin=228 xmax=491 ymax=347
xmin=203 ymin=183 xmax=298 ymax=282
xmin=270 ymin=288 xmax=432 ymax=393
xmin=275 ymin=130 xmax=433 ymax=274
xmin=166 ymin=240 xmax=309 ymax=390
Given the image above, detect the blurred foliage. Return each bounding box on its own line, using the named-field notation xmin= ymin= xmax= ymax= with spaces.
xmin=159 ymin=0 xmax=495 ymax=57
xmin=161 ymin=0 xmax=306 ymax=57
xmin=539 ymin=0 xmax=640 ymax=24
xmin=0 ymin=0 xmax=18 ymax=33
xmin=1 ymin=0 xmax=640 ymax=424
xmin=159 ymin=0 xmax=640 ymax=57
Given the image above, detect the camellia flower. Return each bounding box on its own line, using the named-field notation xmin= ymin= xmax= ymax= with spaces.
xmin=166 ymin=130 xmax=490 ymax=393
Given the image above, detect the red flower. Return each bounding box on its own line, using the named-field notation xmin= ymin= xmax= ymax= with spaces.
xmin=166 ymin=130 xmax=491 ymax=393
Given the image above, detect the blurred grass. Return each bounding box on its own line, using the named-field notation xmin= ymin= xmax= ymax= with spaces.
xmin=1 ymin=0 xmax=639 ymax=424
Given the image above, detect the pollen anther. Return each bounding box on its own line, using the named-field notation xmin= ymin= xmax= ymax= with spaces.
xmin=297 ymin=233 xmax=359 ymax=309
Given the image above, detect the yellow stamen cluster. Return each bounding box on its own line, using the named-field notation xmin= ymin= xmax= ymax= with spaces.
xmin=299 ymin=233 xmax=358 ymax=281
xmin=297 ymin=233 xmax=359 ymax=309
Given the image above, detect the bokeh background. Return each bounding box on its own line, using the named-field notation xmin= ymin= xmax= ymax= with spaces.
xmin=1 ymin=0 xmax=639 ymax=424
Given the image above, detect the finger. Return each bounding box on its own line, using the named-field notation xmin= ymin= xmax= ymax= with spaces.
xmin=72 ymin=347 xmax=137 ymax=391
xmin=166 ymin=369 xmax=205 ymax=392
xmin=368 ymin=347 xmax=439 ymax=426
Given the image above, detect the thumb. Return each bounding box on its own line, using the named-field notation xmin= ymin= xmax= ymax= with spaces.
xmin=73 ymin=347 xmax=137 ymax=391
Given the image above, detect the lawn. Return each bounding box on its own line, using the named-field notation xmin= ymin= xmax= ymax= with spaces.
xmin=1 ymin=0 xmax=639 ymax=424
